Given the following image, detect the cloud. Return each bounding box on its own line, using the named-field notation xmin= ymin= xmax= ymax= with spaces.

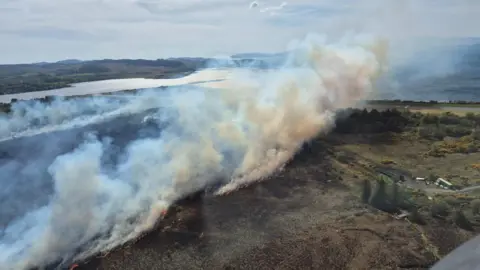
xmin=259 ymin=2 xmax=287 ymax=15
xmin=0 ymin=0 xmax=479 ymax=64
xmin=2 ymin=26 xmax=111 ymax=41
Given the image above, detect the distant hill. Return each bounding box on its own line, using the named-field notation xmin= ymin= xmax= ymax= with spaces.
xmin=56 ymin=59 xmax=83 ymax=64
xmin=228 ymin=52 xmax=288 ymax=69
xmin=231 ymin=52 xmax=287 ymax=59
xmin=231 ymin=53 xmax=274 ymax=59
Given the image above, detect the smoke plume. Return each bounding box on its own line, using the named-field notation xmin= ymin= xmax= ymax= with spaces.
xmin=0 ymin=33 xmax=386 ymax=269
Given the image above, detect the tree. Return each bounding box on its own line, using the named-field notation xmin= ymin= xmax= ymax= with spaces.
xmin=466 ymin=112 xmax=476 ymax=121
xmin=427 ymin=173 xmax=438 ymax=183
xmin=360 ymin=108 xmax=369 ymax=119
xmin=391 ymin=183 xmax=399 ymax=209
xmin=362 ymin=179 xmax=372 ymax=203
xmin=420 ymin=114 xmax=439 ymax=125
xmin=408 ymin=208 xmax=426 ymax=225
xmin=430 ymin=202 xmax=450 ymax=218
xmin=369 ymin=178 xmax=391 ymax=211
xmin=471 ymin=199 xmax=480 ymax=215
xmin=370 ymin=109 xmax=381 ymax=119
xmin=471 ymin=129 xmax=480 ymax=140
xmin=454 ymin=210 xmax=474 ymax=231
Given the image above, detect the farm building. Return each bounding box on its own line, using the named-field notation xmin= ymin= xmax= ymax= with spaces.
xmin=415 ymin=177 xmax=433 ymax=185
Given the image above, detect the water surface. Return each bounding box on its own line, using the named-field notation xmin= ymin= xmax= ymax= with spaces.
xmin=0 ymin=69 xmax=232 ymax=103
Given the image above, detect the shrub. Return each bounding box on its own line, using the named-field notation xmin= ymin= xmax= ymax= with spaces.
xmin=420 ymin=114 xmax=439 ymax=125
xmin=380 ymin=159 xmax=395 ymax=165
xmin=0 ymin=104 xmax=11 ymax=114
xmin=336 ymin=151 xmax=351 ymax=164
xmin=444 ymin=197 xmax=464 ymax=207
xmin=394 ymin=186 xmax=416 ymax=211
xmin=426 ymin=137 xmax=479 ymax=156
xmin=367 ymin=178 xmax=415 ymax=213
xmin=454 ymin=210 xmax=474 ymax=231
xmin=361 ymin=179 xmax=372 ymax=203
xmin=408 ymin=208 xmax=426 ymax=225
xmin=369 ymin=179 xmax=390 ymax=211
xmin=466 ymin=143 xmax=478 ymax=153
xmin=439 ymin=112 xmax=461 ymax=125
xmin=471 ymin=199 xmax=480 ymax=215
xmin=471 ymin=164 xmax=480 ymax=170
xmin=391 ymin=183 xmax=399 ymax=208
xmin=472 ymin=130 xmax=480 ymax=140
xmin=427 ymin=173 xmax=438 ymax=182
xmin=431 ymin=202 xmax=450 ymax=218
xmin=466 ymin=112 xmax=476 ymax=121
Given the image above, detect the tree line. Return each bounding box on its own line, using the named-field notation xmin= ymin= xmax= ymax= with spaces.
xmin=334 ymin=108 xmax=410 ymax=134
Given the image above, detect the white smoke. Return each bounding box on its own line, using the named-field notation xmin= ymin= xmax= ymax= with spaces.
xmin=0 ymin=96 xmax=128 ymax=140
xmin=0 ymin=33 xmax=386 ymax=269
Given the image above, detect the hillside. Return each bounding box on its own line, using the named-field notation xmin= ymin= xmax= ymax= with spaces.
xmin=0 ymin=58 xmax=208 ymax=95
xmin=68 ymin=107 xmax=480 ymax=270
xmin=0 ymin=57 xmax=274 ymax=95
xmin=0 ymin=91 xmax=478 ymax=269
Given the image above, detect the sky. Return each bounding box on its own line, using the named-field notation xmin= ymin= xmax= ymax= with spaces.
xmin=1 ymin=0 xmax=480 ymax=64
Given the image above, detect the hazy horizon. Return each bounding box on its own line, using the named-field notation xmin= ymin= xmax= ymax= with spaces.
xmin=2 ymin=1 xmax=480 ymax=64
xmin=4 ymin=36 xmax=480 ymax=66
xmin=2 ymin=51 xmax=287 ymax=66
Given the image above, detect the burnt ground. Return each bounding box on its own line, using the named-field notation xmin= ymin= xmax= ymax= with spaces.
xmin=73 ymin=137 xmax=476 ymax=270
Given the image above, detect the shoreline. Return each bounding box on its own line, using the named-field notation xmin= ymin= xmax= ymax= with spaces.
xmin=0 ymin=70 xmax=198 ymax=104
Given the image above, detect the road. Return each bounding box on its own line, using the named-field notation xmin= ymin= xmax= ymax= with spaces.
xmin=415 ymin=183 xmax=480 ymax=195
xmin=454 ymin=185 xmax=480 ymax=194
